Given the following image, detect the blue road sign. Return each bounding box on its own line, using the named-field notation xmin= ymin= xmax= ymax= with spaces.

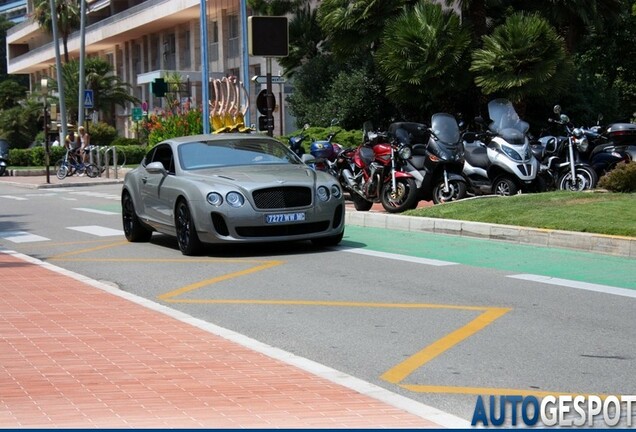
xmin=84 ymin=89 xmax=94 ymax=108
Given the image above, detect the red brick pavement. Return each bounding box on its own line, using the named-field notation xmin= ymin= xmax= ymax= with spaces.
xmin=0 ymin=250 xmax=464 ymax=428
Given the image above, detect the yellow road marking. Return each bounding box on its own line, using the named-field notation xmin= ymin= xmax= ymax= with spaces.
xmin=49 ymin=240 xmax=130 ymax=259
xmin=158 ymin=260 xmax=284 ymax=301
xmin=381 ymin=307 xmax=511 ymax=384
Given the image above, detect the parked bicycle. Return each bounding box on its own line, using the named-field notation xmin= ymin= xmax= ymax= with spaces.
xmin=56 ymin=148 xmax=99 ymax=179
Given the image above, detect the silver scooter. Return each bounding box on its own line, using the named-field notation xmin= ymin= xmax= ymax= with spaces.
xmin=462 ymin=99 xmax=540 ymax=196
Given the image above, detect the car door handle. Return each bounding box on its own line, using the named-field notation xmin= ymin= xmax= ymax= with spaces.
xmin=142 ymin=177 xmax=147 ymax=184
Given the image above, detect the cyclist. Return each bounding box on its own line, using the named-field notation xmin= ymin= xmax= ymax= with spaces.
xmin=64 ymin=130 xmax=84 ymax=175
xmin=78 ymin=126 xmax=91 ymax=164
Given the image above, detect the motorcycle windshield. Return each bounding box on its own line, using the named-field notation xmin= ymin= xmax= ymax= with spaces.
xmin=431 ymin=113 xmax=460 ymax=144
xmin=487 ymin=99 xmax=529 ymax=135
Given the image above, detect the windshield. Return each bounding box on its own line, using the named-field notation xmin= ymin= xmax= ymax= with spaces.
xmin=178 ymin=138 xmax=302 ymax=170
xmin=431 ymin=113 xmax=460 ymax=144
xmin=487 ymin=99 xmax=529 ymax=134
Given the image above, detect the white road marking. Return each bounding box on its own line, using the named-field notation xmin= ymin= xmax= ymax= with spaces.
xmin=338 ymin=246 xmax=457 ymax=266
xmin=67 ymin=225 xmax=124 ymax=237
xmin=73 ymin=207 xmax=119 ymax=215
xmin=25 ymin=193 xmax=58 ymax=197
xmin=69 ymin=191 xmax=120 ymax=200
xmin=508 ymin=274 xmax=636 ymax=299
xmin=0 ymin=231 xmax=49 ymax=243
xmin=0 ymin=195 xmax=28 ymax=201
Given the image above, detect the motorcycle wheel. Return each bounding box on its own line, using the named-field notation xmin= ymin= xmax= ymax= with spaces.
xmin=350 ymin=193 xmax=373 ymax=211
xmin=492 ymin=177 xmax=518 ymax=196
xmin=432 ymin=179 xmax=467 ymax=204
xmin=558 ymin=167 xmax=597 ymax=191
xmin=380 ymin=177 xmax=418 ymax=213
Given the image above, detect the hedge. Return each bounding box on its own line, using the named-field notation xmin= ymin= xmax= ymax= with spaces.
xmin=7 ymin=144 xmax=146 ymax=167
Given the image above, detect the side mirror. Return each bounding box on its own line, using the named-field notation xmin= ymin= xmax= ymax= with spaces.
xmin=146 ymin=161 xmax=167 ymax=175
xmin=303 ymin=123 xmax=310 ymax=130
xmin=330 ymin=118 xmax=339 ymax=126
xmin=560 ymin=114 xmax=570 ymax=124
xmin=301 ymin=154 xmax=315 ymax=164
xmin=553 ymin=105 xmax=561 ymax=115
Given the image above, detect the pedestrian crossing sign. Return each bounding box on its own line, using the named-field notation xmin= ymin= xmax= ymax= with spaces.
xmin=84 ymin=89 xmax=94 ymax=108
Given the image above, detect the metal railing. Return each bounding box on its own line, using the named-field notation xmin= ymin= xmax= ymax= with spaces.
xmin=87 ymin=145 xmax=126 ymax=179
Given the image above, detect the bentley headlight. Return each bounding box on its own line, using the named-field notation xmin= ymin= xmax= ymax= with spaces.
xmin=317 ymin=186 xmax=330 ymax=202
xmin=398 ymin=145 xmax=412 ymax=160
xmin=575 ymin=136 xmax=589 ymax=152
xmin=226 ymin=191 xmax=245 ymax=207
xmin=330 ymin=184 xmax=342 ymax=199
xmin=206 ymin=192 xmax=223 ymax=206
xmin=501 ymin=145 xmax=522 ymax=161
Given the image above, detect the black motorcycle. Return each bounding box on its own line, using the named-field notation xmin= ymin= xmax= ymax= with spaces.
xmin=532 ymin=106 xmax=598 ymax=191
xmin=581 ymin=118 xmax=635 ymax=176
xmin=389 ymin=114 xmax=467 ymax=204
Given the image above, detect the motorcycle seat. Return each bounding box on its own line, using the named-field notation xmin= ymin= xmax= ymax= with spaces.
xmin=464 ymin=142 xmax=489 ymax=167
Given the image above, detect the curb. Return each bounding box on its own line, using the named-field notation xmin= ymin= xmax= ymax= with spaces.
xmin=345 ymin=211 xmax=636 ymax=258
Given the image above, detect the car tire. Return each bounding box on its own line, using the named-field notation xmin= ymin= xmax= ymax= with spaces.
xmin=175 ymin=199 xmax=204 ymax=256
xmin=311 ymin=230 xmax=344 ymax=247
xmin=122 ymin=191 xmax=152 ymax=242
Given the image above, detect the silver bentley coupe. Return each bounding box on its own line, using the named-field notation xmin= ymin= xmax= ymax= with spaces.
xmin=121 ymin=134 xmax=345 ymax=255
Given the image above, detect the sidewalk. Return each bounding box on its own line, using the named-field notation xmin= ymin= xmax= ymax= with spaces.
xmin=0 ymin=249 xmax=467 ymax=428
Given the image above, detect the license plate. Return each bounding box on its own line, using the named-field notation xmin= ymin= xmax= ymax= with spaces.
xmin=265 ymin=212 xmax=306 ymax=224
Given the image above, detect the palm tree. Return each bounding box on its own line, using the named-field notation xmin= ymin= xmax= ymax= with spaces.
xmin=510 ymin=0 xmax=622 ymax=52
xmin=317 ymin=0 xmax=418 ymax=59
xmin=470 ymin=12 xmax=571 ymax=109
xmin=32 ymin=0 xmax=80 ymax=63
xmin=278 ymin=4 xmax=323 ymax=77
xmin=375 ymin=1 xmax=472 ymax=118
xmin=52 ymin=57 xmax=139 ymax=124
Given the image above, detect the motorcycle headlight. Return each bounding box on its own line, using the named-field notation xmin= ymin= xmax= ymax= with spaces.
xmin=572 ymin=128 xmax=584 ymax=139
xmin=398 ymin=145 xmax=412 ymax=160
xmin=501 ymin=145 xmax=523 ymax=162
xmin=575 ymin=136 xmax=589 ymax=152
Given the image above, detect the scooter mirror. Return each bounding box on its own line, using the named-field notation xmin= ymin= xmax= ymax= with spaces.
xmin=560 ymin=114 xmax=570 ymax=123
xmin=303 ymin=124 xmax=310 ymax=130
xmin=553 ymin=105 xmax=561 ymax=115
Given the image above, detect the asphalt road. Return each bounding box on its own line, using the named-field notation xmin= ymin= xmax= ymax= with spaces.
xmin=1 ymin=182 xmax=635 ymax=422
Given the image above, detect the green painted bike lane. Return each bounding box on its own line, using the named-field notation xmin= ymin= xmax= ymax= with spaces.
xmin=342 ymin=225 xmax=636 ymax=290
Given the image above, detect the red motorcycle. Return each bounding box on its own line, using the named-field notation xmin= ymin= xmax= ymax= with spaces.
xmin=335 ymin=122 xmax=419 ymax=213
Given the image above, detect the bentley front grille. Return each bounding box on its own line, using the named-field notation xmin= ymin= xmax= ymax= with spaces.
xmin=252 ymin=186 xmax=312 ymax=209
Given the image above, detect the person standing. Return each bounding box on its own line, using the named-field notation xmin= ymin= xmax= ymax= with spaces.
xmin=78 ymin=126 xmax=91 ymax=164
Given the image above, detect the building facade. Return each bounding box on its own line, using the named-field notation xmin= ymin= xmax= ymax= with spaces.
xmin=0 ymin=0 xmax=27 ymax=23
xmin=5 ymin=0 xmax=289 ymax=137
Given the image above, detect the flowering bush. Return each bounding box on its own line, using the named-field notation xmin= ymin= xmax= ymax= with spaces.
xmin=145 ymin=106 xmax=203 ymax=146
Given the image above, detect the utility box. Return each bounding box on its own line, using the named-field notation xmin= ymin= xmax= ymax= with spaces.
xmin=248 ymin=16 xmax=288 ymax=57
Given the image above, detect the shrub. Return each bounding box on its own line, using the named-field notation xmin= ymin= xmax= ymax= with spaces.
xmin=88 ymin=122 xmax=118 ymax=146
xmin=598 ymin=162 xmax=636 ymax=192
xmin=111 ymin=137 xmax=142 ymax=147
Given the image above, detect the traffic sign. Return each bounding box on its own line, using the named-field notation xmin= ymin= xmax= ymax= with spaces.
xmin=252 ymin=75 xmax=286 ymax=85
xmin=132 ymin=107 xmax=143 ymax=121
xmin=83 ymin=89 xmax=94 ymax=108
xmin=256 ymin=89 xmax=276 ymax=116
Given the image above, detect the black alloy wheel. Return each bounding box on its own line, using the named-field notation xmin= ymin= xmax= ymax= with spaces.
xmin=122 ymin=191 xmax=152 ymax=242
xmin=175 ymin=199 xmax=203 ymax=256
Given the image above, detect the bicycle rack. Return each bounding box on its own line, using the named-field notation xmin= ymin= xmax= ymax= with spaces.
xmin=103 ymin=146 xmax=119 ymax=179
xmin=88 ymin=146 xmax=119 ymax=179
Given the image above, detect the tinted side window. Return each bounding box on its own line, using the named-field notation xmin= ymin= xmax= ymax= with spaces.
xmin=149 ymin=144 xmax=175 ymax=174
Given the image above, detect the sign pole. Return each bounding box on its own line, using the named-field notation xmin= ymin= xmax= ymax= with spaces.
xmin=265 ymin=58 xmax=274 ymax=137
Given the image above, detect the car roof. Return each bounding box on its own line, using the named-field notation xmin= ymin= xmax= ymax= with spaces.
xmin=166 ymin=133 xmax=277 ymax=145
